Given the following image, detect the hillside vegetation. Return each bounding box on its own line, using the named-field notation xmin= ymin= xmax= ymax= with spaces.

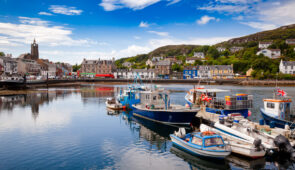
xmin=117 ymin=24 xmax=295 ymax=79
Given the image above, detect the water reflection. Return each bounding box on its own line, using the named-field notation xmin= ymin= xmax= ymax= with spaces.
xmin=0 ymin=84 xmax=295 ymax=169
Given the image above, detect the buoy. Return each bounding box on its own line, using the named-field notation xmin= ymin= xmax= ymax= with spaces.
xmin=248 ymin=110 xmax=252 ymax=117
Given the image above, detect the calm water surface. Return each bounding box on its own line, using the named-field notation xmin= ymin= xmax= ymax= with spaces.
xmin=0 ymin=84 xmax=295 ymax=170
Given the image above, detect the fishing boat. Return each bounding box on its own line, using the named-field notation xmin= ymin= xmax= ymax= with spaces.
xmin=105 ymin=97 xmax=123 ymax=110
xmin=132 ymin=88 xmax=199 ymax=125
xmin=117 ymin=76 xmax=148 ymax=109
xmin=260 ymin=88 xmax=294 ymax=129
xmin=170 ymin=128 xmax=231 ymax=159
xmin=200 ymin=124 xmax=266 ymax=159
xmin=185 ymin=87 xmax=253 ymax=118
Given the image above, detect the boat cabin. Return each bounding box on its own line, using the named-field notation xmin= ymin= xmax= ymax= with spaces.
xmin=138 ymin=89 xmax=170 ymax=110
xmin=184 ymin=132 xmax=226 ymax=149
xmin=263 ymin=98 xmax=292 ymax=120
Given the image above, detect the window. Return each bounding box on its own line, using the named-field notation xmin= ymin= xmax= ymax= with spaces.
xmin=204 ymin=137 xmax=224 ymax=147
xmin=267 ymin=102 xmax=275 ymax=109
xmin=153 ymin=96 xmax=157 ymax=100
xmin=191 ymin=137 xmax=202 ymax=146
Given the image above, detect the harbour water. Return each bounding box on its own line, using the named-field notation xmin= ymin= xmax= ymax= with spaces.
xmin=0 ymin=84 xmax=295 ymax=169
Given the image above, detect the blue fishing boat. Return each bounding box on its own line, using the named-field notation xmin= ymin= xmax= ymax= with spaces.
xmin=260 ymin=89 xmax=293 ymax=129
xmin=185 ymin=88 xmax=253 ymax=118
xmin=132 ymin=89 xmax=199 ymax=125
xmin=117 ymin=75 xmax=148 ymax=109
xmin=170 ymin=129 xmax=231 ymax=159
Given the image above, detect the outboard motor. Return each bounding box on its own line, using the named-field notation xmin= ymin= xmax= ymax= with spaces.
xmin=274 ymin=134 xmax=295 ymax=161
xmin=253 ymin=138 xmax=262 ymax=151
xmin=174 ymin=128 xmax=186 ymax=138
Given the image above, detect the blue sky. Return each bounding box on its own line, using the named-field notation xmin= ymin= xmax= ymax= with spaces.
xmin=0 ymin=0 xmax=295 ymax=64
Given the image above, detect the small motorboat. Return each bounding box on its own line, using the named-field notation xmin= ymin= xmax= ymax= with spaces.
xmin=170 ymin=128 xmax=231 ymax=159
xmin=260 ymin=88 xmax=294 ymax=129
xmin=200 ymin=124 xmax=266 ymax=159
xmin=105 ymin=97 xmax=123 ymax=110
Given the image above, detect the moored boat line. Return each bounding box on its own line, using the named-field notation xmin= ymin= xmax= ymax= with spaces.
xmin=105 ymin=82 xmax=295 ymax=161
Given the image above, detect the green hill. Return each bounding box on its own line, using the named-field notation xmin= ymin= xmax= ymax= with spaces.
xmin=115 ymin=24 xmax=295 ymax=79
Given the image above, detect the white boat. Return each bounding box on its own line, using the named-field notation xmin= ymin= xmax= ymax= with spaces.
xmin=170 ymin=128 xmax=231 ymax=159
xmin=105 ymin=97 xmax=123 ymax=110
xmin=200 ymin=124 xmax=266 ymax=159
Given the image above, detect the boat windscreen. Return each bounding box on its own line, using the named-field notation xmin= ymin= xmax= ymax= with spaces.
xmin=204 ymin=137 xmax=224 ymax=147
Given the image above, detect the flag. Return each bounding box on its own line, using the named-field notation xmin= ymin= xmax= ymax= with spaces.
xmin=277 ymin=88 xmax=287 ymax=96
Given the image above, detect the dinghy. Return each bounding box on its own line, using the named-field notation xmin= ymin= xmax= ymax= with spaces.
xmin=170 ymin=128 xmax=231 ymax=159
xmin=200 ymin=124 xmax=266 ymax=159
xmin=105 ymin=97 xmax=123 ymax=110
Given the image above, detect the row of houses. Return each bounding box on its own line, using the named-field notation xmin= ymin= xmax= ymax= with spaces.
xmin=0 ymin=55 xmax=72 ymax=78
xmin=183 ymin=65 xmax=234 ymax=79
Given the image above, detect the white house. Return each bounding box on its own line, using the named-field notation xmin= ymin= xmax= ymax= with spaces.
xmin=0 ymin=56 xmax=18 ymax=75
xmin=280 ymin=60 xmax=295 ymax=74
xmin=286 ymin=39 xmax=295 ymax=45
xmin=197 ymin=65 xmax=212 ymax=79
xmin=193 ymin=52 xmax=205 ymax=59
xmin=230 ymin=46 xmax=244 ymax=53
xmin=145 ymin=59 xmax=155 ymax=67
xmin=259 ymin=41 xmax=272 ymax=49
xmin=186 ymin=57 xmax=201 ymax=64
xmin=122 ymin=61 xmax=133 ymax=68
xmin=217 ymin=47 xmax=226 ymax=52
xmin=257 ymin=49 xmax=281 ymax=59
xmin=114 ymin=69 xmax=155 ymax=79
xmin=151 ymin=56 xmax=163 ymax=62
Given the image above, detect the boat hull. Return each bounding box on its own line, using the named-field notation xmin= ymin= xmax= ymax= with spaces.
xmin=260 ymin=108 xmax=295 ymax=129
xmin=200 ymin=124 xmax=265 ymax=159
xmin=170 ymin=135 xmax=230 ymax=159
xmin=105 ymin=101 xmax=123 ymax=110
xmin=132 ymin=105 xmax=199 ymax=125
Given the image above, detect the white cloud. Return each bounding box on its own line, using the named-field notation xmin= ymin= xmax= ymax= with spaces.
xmin=198 ymin=4 xmax=248 ymax=13
xmin=19 ymin=16 xmax=49 ymax=26
xmin=0 ymin=17 xmax=96 ymax=47
xmin=38 ymin=12 xmax=53 ymax=16
xmin=49 ymin=5 xmax=83 ymax=15
xmin=99 ymin=0 xmax=161 ymax=11
xmin=167 ymin=0 xmax=181 ymax=6
xmin=241 ymin=22 xmax=277 ymax=30
xmin=216 ymin=0 xmax=257 ymax=4
xmin=258 ymin=0 xmax=295 ymax=26
xmin=197 ymin=15 xmax=218 ymax=25
xmin=139 ymin=21 xmax=149 ymax=28
xmin=41 ymin=36 xmax=232 ymax=64
xmin=148 ymin=31 xmax=169 ymax=36
xmin=134 ymin=36 xmax=141 ymax=39
xmin=233 ymin=15 xmax=244 ymax=20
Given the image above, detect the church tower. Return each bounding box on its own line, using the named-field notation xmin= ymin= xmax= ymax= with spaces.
xmin=31 ymin=39 xmax=39 ymax=60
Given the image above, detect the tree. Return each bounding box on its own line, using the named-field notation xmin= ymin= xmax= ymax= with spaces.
xmin=172 ymin=63 xmax=182 ymax=72
xmin=207 ymin=47 xmax=219 ymax=59
xmin=0 ymin=52 xmax=5 ymax=56
xmin=72 ymin=64 xmax=81 ymax=72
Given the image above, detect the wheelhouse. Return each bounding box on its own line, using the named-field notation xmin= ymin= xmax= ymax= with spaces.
xmin=263 ymin=98 xmax=292 ymax=120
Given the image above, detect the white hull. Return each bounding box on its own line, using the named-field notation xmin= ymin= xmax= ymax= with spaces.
xmin=200 ymin=124 xmax=265 ymax=158
xmin=170 ymin=135 xmax=231 ymax=159
xmin=105 ymin=101 xmax=123 ymax=110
